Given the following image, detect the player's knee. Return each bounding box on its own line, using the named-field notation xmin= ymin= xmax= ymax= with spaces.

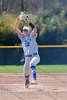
xmin=38 ymin=55 xmax=40 ymax=63
xmin=36 ymin=56 xmax=40 ymax=65
xmin=30 ymin=55 xmax=40 ymax=66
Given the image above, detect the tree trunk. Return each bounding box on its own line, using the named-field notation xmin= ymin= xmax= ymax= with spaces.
xmin=0 ymin=0 xmax=67 ymax=13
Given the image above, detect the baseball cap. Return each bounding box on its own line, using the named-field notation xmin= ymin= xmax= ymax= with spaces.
xmin=23 ymin=26 xmax=29 ymax=31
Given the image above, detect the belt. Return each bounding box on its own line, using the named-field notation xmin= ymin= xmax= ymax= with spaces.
xmin=26 ymin=53 xmax=37 ymax=57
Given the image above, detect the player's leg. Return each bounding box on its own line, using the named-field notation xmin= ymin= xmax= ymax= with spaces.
xmin=23 ymin=60 xmax=30 ymax=88
xmin=30 ymin=55 xmax=40 ymax=84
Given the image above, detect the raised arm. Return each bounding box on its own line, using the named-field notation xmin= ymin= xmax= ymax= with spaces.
xmin=23 ymin=15 xmax=37 ymax=35
xmin=13 ymin=17 xmax=21 ymax=34
xmin=14 ymin=13 xmax=37 ymax=35
xmin=28 ymin=21 xmax=37 ymax=34
xmin=26 ymin=20 xmax=37 ymax=35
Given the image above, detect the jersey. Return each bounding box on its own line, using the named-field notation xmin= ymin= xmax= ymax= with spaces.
xmin=18 ymin=32 xmax=38 ymax=56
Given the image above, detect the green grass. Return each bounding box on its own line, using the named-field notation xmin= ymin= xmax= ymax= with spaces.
xmin=0 ymin=65 xmax=67 ymax=73
xmin=36 ymin=65 xmax=67 ymax=73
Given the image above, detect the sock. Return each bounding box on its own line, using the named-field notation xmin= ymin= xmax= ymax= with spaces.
xmin=31 ymin=66 xmax=36 ymax=80
xmin=25 ymin=75 xmax=29 ymax=85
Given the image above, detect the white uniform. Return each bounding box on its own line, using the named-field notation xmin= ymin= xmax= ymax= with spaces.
xmin=18 ymin=32 xmax=40 ymax=76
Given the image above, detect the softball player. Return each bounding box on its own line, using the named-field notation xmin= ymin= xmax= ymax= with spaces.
xmin=14 ymin=15 xmax=40 ymax=88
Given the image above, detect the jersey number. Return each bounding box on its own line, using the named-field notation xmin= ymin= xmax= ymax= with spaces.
xmin=25 ymin=40 xmax=30 ymax=47
xmin=24 ymin=38 xmax=31 ymax=47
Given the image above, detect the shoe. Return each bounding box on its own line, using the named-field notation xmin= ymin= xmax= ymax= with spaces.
xmin=25 ymin=83 xmax=29 ymax=88
xmin=30 ymin=80 xmax=37 ymax=85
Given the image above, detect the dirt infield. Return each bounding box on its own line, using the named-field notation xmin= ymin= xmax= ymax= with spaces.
xmin=0 ymin=73 xmax=67 ymax=100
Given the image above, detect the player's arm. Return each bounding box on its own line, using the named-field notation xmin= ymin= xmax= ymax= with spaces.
xmin=18 ymin=13 xmax=37 ymax=34
xmin=28 ymin=21 xmax=37 ymax=35
xmin=24 ymin=15 xmax=37 ymax=35
xmin=13 ymin=17 xmax=21 ymax=34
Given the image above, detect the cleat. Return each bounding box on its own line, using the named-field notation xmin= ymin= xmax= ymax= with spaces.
xmin=30 ymin=80 xmax=37 ymax=85
xmin=25 ymin=83 xmax=29 ymax=88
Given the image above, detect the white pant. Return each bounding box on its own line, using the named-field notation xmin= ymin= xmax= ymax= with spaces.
xmin=23 ymin=55 xmax=40 ymax=76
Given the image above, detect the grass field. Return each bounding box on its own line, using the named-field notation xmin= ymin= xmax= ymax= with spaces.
xmin=0 ymin=65 xmax=67 ymax=73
